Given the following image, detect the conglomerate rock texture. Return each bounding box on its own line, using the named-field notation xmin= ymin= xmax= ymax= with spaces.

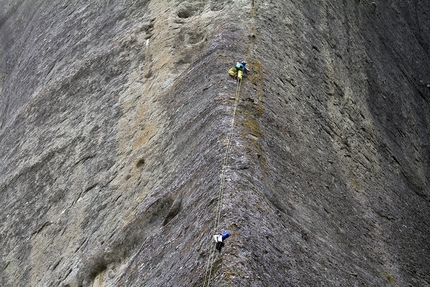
xmin=1 ymin=1 xmax=429 ymax=286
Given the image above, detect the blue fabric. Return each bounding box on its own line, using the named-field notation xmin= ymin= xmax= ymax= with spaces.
xmin=222 ymin=231 xmax=230 ymax=240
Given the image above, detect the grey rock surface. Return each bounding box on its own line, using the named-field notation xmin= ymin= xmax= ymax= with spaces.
xmin=0 ymin=0 xmax=429 ymax=286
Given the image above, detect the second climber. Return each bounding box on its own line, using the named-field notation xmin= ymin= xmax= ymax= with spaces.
xmin=213 ymin=231 xmax=230 ymax=252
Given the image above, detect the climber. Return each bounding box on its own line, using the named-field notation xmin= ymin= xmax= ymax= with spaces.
xmin=228 ymin=61 xmax=249 ymax=82
xmin=213 ymin=231 xmax=230 ymax=252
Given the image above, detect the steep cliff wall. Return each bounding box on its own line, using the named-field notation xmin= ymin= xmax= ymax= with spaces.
xmin=0 ymin=1 xmax=429 ymax=286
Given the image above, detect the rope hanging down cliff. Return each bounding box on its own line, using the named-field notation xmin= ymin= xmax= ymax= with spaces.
xmin=202 ymin=79 xmax=242 ymax=287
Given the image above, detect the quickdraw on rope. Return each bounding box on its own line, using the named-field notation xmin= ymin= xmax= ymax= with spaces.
xmin=202 ymin=79 xmax=242 ymax=287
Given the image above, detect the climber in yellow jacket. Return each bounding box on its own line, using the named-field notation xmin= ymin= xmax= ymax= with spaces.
xmin=228 ymin=61 xmax=249 ymax=81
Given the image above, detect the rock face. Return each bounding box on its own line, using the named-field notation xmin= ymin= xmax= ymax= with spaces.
xmin=1 ymin=0 xmax=429 ymax=286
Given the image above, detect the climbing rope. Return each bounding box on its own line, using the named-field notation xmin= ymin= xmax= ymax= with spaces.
xmin=202 ymin=79 xmax=242 ymax=287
